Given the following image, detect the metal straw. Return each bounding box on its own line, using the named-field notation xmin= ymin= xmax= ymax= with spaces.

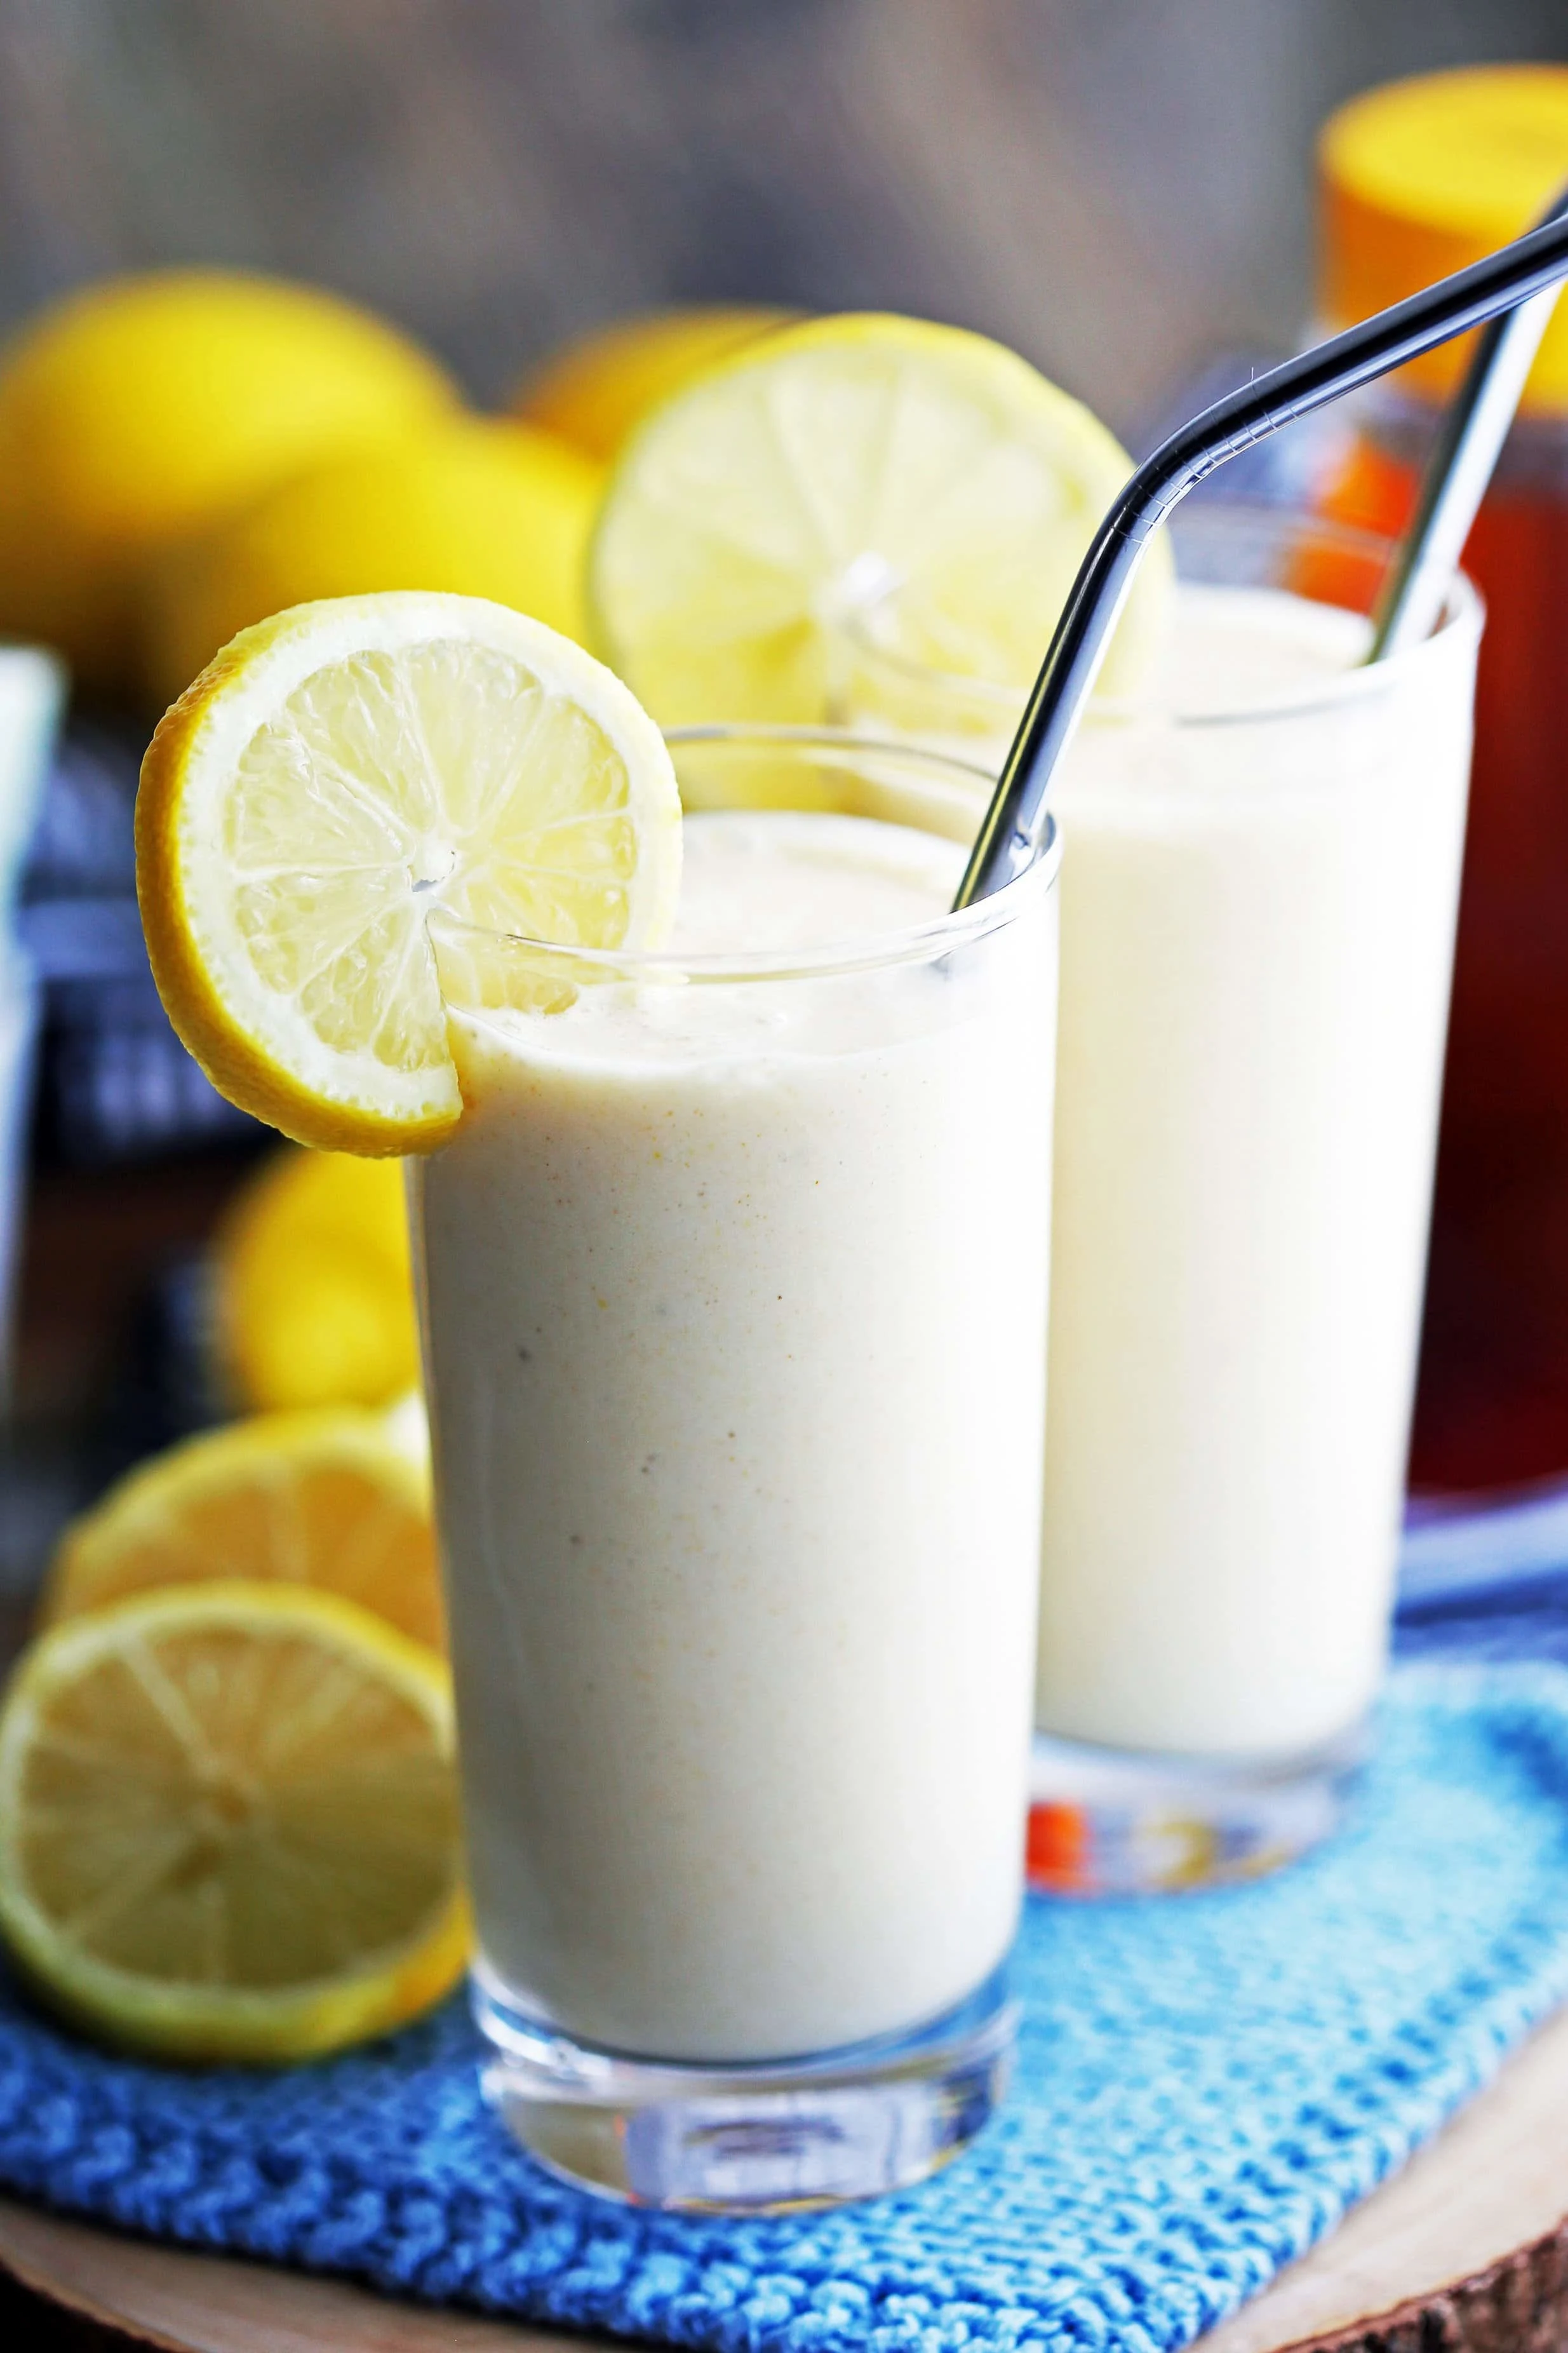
xmin=955 ymin=208 xmax=1568 ymax=911
xmin=1368 ymin=182 xmax=1568 ymax=661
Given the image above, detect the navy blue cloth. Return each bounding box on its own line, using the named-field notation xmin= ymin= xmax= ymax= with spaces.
xmin=2 ymin=1648 xmax=1568 ymax=2351
xmin=19 ymin=721 xmax=258 ymax=1161
xmin=1397 ymin=1485 xmax=1568 ymax=1673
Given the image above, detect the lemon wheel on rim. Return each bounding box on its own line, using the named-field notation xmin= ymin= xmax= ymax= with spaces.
xmin=137 ymin=591 xmax=682 ymax=1156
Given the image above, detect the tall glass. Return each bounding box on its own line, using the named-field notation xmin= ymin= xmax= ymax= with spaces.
xmin=840 ymin=510 xmax=1482 ymax=1893
xmin=0 ymin=645 xmax=61 ymax=1387
xmin=410 ymin=731 xmax=1060 ymax=2209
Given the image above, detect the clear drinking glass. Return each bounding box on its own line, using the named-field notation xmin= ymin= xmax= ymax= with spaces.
xmin=0 ymin=645 xmax=62 ymax=1387
xmin=838 ymin=508 xmax=1484 ymax=1894
xmin=410 ymin=729 xmax=1061 ymax=2209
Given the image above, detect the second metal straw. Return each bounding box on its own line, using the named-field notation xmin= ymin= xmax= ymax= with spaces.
xmin=955 ymin=206 xmax=1568 ymax=912
xmin=1368 ymin=180 xmax=1568 ymax=661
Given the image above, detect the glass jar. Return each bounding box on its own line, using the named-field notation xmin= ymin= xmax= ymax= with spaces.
xmin=1315 ymin=65 xmax=1568 ymax=1492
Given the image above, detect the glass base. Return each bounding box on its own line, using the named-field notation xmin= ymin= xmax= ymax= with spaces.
xmin=474 ymin=1963 xmax=1017 ymax=2213
xmin=1026 ymin=1722 xmax=1366 ymax=1895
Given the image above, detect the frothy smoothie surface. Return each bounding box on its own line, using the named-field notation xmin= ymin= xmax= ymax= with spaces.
xmin=1124 ymin=581 xmax=1369 ymax=720
xmin=667 ymin=809 xmax=963 ymax=956
xmin=455 ymin=810 xmax=975 ymax=1073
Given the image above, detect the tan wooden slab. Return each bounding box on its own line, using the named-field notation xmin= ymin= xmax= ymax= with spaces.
xmin=4 ymin=2002 xmax=1568 ymax=2352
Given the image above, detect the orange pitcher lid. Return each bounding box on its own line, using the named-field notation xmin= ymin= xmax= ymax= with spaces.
xmin=1319 ymin=65 xmax=1568 ymax=414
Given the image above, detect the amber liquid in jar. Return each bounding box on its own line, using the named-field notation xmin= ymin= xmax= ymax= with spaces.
xmin=1323 ymin=398 xmax=1568 ymax=1492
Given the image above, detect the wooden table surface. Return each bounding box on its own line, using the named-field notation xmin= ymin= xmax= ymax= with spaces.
xmin=3 ymin=1995 xmax=1567 ymax=2353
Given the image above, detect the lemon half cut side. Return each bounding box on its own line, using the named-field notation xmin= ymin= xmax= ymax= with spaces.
xmin=137 ymin=591 xmax=682 ymax=1156
xmin=41 ymin=1408 xmax=441 ymax=1652
xmin=0 ymin=1582 xmax=466 ymax=2062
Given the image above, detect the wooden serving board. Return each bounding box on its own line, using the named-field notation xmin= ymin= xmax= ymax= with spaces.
xmin=4 ymin=2002 xmax=1568 ymax=2353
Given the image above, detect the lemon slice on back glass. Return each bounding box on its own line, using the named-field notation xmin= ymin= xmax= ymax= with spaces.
xmin=588 ymin=311 xmax=1171 ymax=727
xmin=0 ymin=1582 xmax=465 ymax=2061
xmin=137 ymin=591 xmax=681 ymax=1156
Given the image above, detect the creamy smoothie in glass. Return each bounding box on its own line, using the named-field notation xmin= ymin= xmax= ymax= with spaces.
xmin=840 ymin=510 xmax=1482 ymax=1891
xmin=413 ymin=729 xmax=1059 ymax=2206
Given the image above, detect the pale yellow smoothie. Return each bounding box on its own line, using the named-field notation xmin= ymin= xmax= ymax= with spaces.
xmin=844 ymin=561 xmax=1480 ymax=1766
xmin=1038 ymin=580 xmax=1478 ymax=1756
xmin=415 ymin=806 xmax=1057 ymax=2063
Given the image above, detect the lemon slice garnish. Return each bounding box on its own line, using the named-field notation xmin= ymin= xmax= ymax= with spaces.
xmin=137 ymin=591 xmax=681 ymax=1156
xmin=0 ymin=1582 xmax=465 ymax=2061
xmin=588 ymin=311 xmax=1170 ymax=727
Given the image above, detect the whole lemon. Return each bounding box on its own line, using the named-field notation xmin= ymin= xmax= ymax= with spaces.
xmin=215 ymin=1147 xmax=420 ymax=1414
xmin=146 ymin=418 xmax=602 ymax=705
xmin=0 ymin=270 xmax=459 ymax=694
xmin=514 ymin=304 xmax=798 ymax=462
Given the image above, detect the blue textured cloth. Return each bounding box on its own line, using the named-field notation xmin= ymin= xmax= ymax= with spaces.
xmin=3 ymin=1654 xmax=1568 ymax=2352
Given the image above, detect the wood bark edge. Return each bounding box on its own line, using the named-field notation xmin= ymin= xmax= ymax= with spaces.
xmin=1272 ymin=2208 xmax=1568 ymax=2353
xmin=1 ymin=2207 xmax=1567 ymax=2353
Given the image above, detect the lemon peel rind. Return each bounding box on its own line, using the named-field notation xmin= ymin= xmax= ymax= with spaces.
xmin=39 ymin=1407 xmax=433 ymax=1629
xmin=138 ymin=590 xmax=681 ymax=1158
xmin=0 ymin=1581 xmax=467 ymax=2064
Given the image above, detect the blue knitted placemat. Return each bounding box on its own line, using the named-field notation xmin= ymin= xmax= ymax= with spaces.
xmin=3 ymin=1658 xmax=1568 ymax=2352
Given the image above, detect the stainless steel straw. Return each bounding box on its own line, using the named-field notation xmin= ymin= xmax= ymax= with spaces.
xmin=1368 ymin=182 xmax=1568 ymax=661
xmin=955 ymin=209 xmax=1568 ymax=911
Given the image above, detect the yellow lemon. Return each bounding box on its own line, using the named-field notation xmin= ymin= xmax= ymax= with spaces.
xmin=145 ymin=418 xmax=603 ymax=707
xmin=0 ymin=269 xmax=459 ymax=694
xmin=216 ymin=1147 xmax=419 ymax=1412
xmin=41 ymin=1408 xmax=441 ymax=1652
xmin=515 ymin=304 xmax=798 ymax=461
xmin=589 ymin=311 xmax=1170 ymax=727
xmin=0 ymin=1582 xmax=464 ymax=2061
xmin=136 ymin=591 xmax=681 ymax=1155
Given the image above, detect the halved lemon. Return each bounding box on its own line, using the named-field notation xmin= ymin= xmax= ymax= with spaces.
xmin=588 ymin=311 xmax=1170 ymax=727
xmin=137 ymin=591 xmax=682 ymax=1156
xmin=0 ymin=1582 xmax=465 ymax=2061
xmin=40 ymin=1408 xmax=441 ymax=1651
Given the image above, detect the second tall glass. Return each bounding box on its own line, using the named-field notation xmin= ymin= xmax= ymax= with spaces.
xmin=841 ymin=509 xmax=1482 ymax=1891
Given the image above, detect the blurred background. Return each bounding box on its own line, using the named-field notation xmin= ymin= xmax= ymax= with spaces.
xmin=0 ymin=0 xmax=1562 ymax=438
xmin=0 ymin=0 xmax=1564 ymax=1623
